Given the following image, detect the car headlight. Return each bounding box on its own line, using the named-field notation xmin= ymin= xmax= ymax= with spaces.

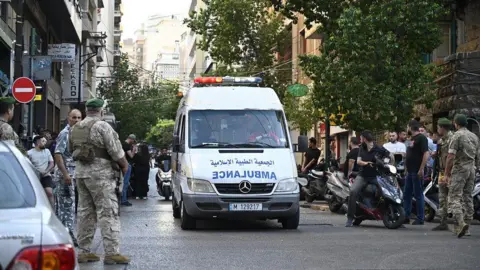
xmin=275 ymin=178 xmax=299 ymax=193
xmin=187 ymin=179 xmax=215 ymax=193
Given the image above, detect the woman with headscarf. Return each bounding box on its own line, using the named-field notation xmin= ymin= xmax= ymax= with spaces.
xmin=133 ymin=144 xmax=151 ymax=200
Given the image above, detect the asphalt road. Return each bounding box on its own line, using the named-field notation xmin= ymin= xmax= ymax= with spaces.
xmin=79 ymin=168 xmax=480 ymax=270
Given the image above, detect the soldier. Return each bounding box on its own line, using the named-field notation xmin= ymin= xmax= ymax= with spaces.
xmin=69 ymin=98 xmax=130 ymax=264
xmin=431 ymin=118 xmax=453 ymax=231
xmin=0 ymin=97 xmax=22 ymax=150
xmin=53 ymin=109 xmax=82 ymax=247
xmin=445 ymin=114 xmax=480 ymax=238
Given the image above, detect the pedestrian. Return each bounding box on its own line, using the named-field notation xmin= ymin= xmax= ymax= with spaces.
xmin=133 ymin=144 xmax=150 ymax=199
xmin=431 ymin=118 xmax=454 ymax=231
xmin=403 ymin=119 xmax=429 ymax=225
xmin=27 ymin=135 xmax=55 ymax=206
xmin=53 ymin=109 xmax=82 ymax=247
xmin=121 ymin=134 xmax=137 ymax=206
xmin=69 ymin=98 xmax=130 ymax=264
xmin=301 ymin=137 xmax=321 ymax=173
xmin=445 ymin=114 xmax=479 ymax=238
xmin=0 ymin=97 xmax=25 ymax=153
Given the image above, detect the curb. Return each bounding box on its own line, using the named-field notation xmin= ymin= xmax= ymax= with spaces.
xmin=301 ymin=203 xmax=329 ymax=211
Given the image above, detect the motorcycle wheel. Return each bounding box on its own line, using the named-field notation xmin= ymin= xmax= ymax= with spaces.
xmin=328 ymin=196 xmax=343 ymax=213
xmin=383 ymin=204 xmax=406 ymax=229
xmin=305 ymin=192 xmax=315 ymax=203
xmin=424 ymin=204 xmax=436 ymax=222
xmin=163 ymin=187 xmax=171 ymax=201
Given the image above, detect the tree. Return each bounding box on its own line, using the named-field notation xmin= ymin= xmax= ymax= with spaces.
xmin=146 ymin=119 xmax=175 ymax=149
xmin=277 ymin=0 xmax=447 ymax=131
xmin=97 ymin=54 xmax=181 ymax=140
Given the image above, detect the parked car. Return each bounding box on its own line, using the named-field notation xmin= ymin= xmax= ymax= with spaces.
xmin=0 ymin=141 xmax=78 ymax=270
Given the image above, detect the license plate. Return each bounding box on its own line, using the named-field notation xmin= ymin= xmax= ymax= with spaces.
xmin=229 ymin=203 xmax=263 ymax=211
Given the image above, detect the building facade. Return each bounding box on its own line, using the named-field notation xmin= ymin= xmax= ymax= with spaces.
xmin=97 ymin=0 xmax=118 ymax=83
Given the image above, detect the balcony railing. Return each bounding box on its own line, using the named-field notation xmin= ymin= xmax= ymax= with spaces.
xmin=114 ymin=28 xmax=122 ymax=35
xmin=114 ymin=9 xmax=122 ymax=16
xmin=114 ymin=49 xmax=121 ymax=56
xmin=0 ymin=17 xmax=15 ymax=41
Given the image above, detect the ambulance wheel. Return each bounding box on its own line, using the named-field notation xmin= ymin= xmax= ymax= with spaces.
xmin=180 ymin=200 xmax=196 ymax=230
xmin=281 ymin=207 xmax=300 ymax=229
xmin=172 ymin=193 xmax=181 ymax=219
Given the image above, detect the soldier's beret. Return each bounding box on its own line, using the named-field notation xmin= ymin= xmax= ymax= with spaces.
xmin=85 ymin=98 xmax=105 ymax=108
xmin=437 ymin=118 xmax=451 ymax=126
xmin=0 ymin=96 xmax=16 ymax=105
xmin=454 ymin=114 xmax=468 ymax=126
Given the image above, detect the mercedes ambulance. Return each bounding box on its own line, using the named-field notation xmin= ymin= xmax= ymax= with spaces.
xmin=171 ymin=76 xmax=300 ymax=230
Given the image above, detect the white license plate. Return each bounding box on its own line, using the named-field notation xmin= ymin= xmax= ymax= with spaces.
xmin=229 ymin=203 xmax=263 ymax=211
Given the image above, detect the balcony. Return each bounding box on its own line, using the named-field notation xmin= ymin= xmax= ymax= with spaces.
xmin=0 ymin=17 xmax=15 ymax=43
xmin=114 ymin=49 xmax=121 ymax=57
xmin=114 ymin=27 xmax=122 ymax=41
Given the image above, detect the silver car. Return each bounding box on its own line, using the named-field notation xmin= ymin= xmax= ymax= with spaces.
xmin=0 ymin=141 xmax=78 ymax=270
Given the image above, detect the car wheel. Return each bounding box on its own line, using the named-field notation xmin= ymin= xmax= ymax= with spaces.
xmin=281 ymin=207 xmax=300 ymax=229
xmin=172 ymin=193 xmax=181 ymax=219
xmin=180 ymin=200 xmax=196 ymax=230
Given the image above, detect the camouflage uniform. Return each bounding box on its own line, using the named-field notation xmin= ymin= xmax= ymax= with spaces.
xmin=432 ymin=130 xmax=453 ymax=230
xmin=53 ymin=124 xmax=77 ymax=245
xmin=70 ymin=116 xmax=125 ymax=257
xmin=448 ymin=127 xmax=479 ymax=234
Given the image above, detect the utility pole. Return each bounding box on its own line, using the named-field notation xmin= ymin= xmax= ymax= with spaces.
xmin=324 ymin=115 xmax=331 ymax=171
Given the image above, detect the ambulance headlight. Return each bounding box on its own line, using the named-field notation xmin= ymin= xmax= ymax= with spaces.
xmin=274 ymin=178 xmax=299 ymax=193
xmin=187 ymin=179 xmax=215 ymax=193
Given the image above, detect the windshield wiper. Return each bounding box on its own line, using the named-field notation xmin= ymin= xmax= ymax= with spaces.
xmin=191 ymin=142 xmax=240 ymax=148
xmin=233 ymin=142 xmax=276 ymax=148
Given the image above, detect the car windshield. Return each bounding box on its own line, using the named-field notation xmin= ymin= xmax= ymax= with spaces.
xmin=0 ymin=152 xmax=36 ymax=209
xmin=189 ymin=110 xmax=289 ymax=148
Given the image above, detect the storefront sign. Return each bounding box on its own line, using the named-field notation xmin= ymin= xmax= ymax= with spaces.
xmin=48 ymin=43 xmax=76 ymax=62
xmin=61 ymin=48 xmax=80 ymax=103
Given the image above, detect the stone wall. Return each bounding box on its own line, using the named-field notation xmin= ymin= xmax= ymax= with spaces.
xmin=457 ymin=0 xmax=480 ymax=52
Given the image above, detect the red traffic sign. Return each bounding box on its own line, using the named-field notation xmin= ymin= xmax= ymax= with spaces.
xmin=12 ymin=77 xmax=36 ymax=103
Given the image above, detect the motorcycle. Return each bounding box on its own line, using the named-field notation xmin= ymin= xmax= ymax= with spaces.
xmin=156 ymin=160 xmax=172 ymax=200
xmin=472 ymin=170 xmax=480 ymax=221
xmin=325 ymin=170 xmax=354 ymax=213
xmin=303 ymin=158 xmax=340 ymax=203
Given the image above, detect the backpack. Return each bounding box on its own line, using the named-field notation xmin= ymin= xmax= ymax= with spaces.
xmin=70 ymin=120 xmax=100 ymax=163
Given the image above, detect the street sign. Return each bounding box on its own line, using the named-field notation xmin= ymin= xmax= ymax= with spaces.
xmin=12 ymin=77 xmax=36 ymax=103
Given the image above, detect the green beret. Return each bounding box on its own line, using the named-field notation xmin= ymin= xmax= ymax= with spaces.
xmin=454 ymin=114 xmax=468 ymax=126
xmin=437 ymin=118 xmax=451 ymax=126
xmin=0 ymin=96 xmax=16 ymax=105
xmin=85 ymin=98 xmax=105 ymax=108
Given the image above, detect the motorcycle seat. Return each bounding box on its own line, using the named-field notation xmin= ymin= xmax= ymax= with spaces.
xmin=311 ymin=169 xmax=324 ymax=178
xmin=334 ymin=171 xmax=350 ymax=186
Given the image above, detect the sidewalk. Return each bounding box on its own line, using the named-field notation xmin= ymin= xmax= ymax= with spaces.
xmin=300 ymin=200 xmax=330 ymax=211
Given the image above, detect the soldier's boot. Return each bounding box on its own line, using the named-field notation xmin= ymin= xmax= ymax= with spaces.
xmin=104 ymin=254 xmax=131 ymax=265
xmin=464 ymin=219 xmax=472 ymax=236
xmin=454 ymin=214 xmax=469 ymax=238
xmin=432 ymin=217 xmax=449 ymax=231
xmin=78 ymin=253 xmax=101 ymax=263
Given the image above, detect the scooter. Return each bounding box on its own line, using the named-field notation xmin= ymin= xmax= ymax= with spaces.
xmin=472 ymin=170 xmax=480 ymax=221
xmin=349 ymin=153 xmax=405 ymax=229
xmin=423 ymin=174 xmax=439 ymax=222
xmin=303 ymin=159 xmax=340 ymax=203
xmin=156 ymin=160 xmax=172 ymax=200
xmin=325 ymin=170 xmax=355 ymax=213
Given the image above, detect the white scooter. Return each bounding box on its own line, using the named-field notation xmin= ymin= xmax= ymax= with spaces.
xmin=156 ymin=160 xmax=172 ymax=200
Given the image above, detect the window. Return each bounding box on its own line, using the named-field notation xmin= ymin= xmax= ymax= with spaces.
xmin=432 ymin=24 xmax=451 ymax=61
xmin=188 ymin=110 xmax=289 ymax=148
xmin=0 ymin=152 xmax=36 ymax=209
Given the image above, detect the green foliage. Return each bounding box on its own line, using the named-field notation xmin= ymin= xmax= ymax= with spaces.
xmin=146 ymin=119 xmax=175 ymax=148
xmin=97 ymin=54 xmax=181 ymax=140
xmin=283 ymin=87 xmax=323 ymax=132
xmin=279 ymin=0 xmax=448 ymax=131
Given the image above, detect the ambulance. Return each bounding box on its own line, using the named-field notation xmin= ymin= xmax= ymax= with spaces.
xmin=171 ymin=76 xmax=300 ymax=230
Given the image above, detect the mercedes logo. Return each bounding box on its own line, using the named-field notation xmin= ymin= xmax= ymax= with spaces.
xmin=238 ymin=180 xmax=252 ymax=194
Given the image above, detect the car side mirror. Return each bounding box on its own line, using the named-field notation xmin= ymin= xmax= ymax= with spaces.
xmin=173 ymin=135 xmax=180 ymax=152
xmin=297 ymin=135 xmax=308 ymax=152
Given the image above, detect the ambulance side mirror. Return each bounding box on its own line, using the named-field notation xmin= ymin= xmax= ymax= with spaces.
xmin=297 ymin=135 xmax=308 ymax=152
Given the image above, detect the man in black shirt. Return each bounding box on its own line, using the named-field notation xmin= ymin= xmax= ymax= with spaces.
xmin=403 ymin=120 xmax=429 ymax=225
xmin=344 ymin=137 xmax=360 ymax=177
xmin=121 ymin=134 xmax=136 ymax=206
xmin=301 ymin=137 xmax=321 ymax=173
xmin=346 ymin=131 xmax=382 ymax=227
xmin=156 ymin=148 xmax=172 ymax=172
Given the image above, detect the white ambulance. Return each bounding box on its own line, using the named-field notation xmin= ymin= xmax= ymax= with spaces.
xmin=171 ymin=76 xmax=300 ymax=230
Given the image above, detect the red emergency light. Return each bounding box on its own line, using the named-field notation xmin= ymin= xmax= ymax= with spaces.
xmin=194 ymin=77 xmax=223 ymax=84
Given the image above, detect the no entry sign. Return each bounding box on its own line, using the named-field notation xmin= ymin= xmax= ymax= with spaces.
xmin=12 ymin=77 xmax=36 ymax=103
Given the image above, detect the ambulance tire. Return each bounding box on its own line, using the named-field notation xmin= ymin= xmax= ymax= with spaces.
xmin=281 ymin=207 xmax=300 ymax=229
xmin=172 ymin=193 xmax=181 ymax=219
xmin=181 ymin=200 xmax=196 ymax=230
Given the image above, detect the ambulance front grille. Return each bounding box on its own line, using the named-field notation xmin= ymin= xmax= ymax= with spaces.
xmin=215 ymin=183 xmax=274 ymax=194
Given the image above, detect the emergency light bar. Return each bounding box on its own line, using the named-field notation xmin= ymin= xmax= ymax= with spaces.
xmin=193 ymin=76 xmax=263 ymax=86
